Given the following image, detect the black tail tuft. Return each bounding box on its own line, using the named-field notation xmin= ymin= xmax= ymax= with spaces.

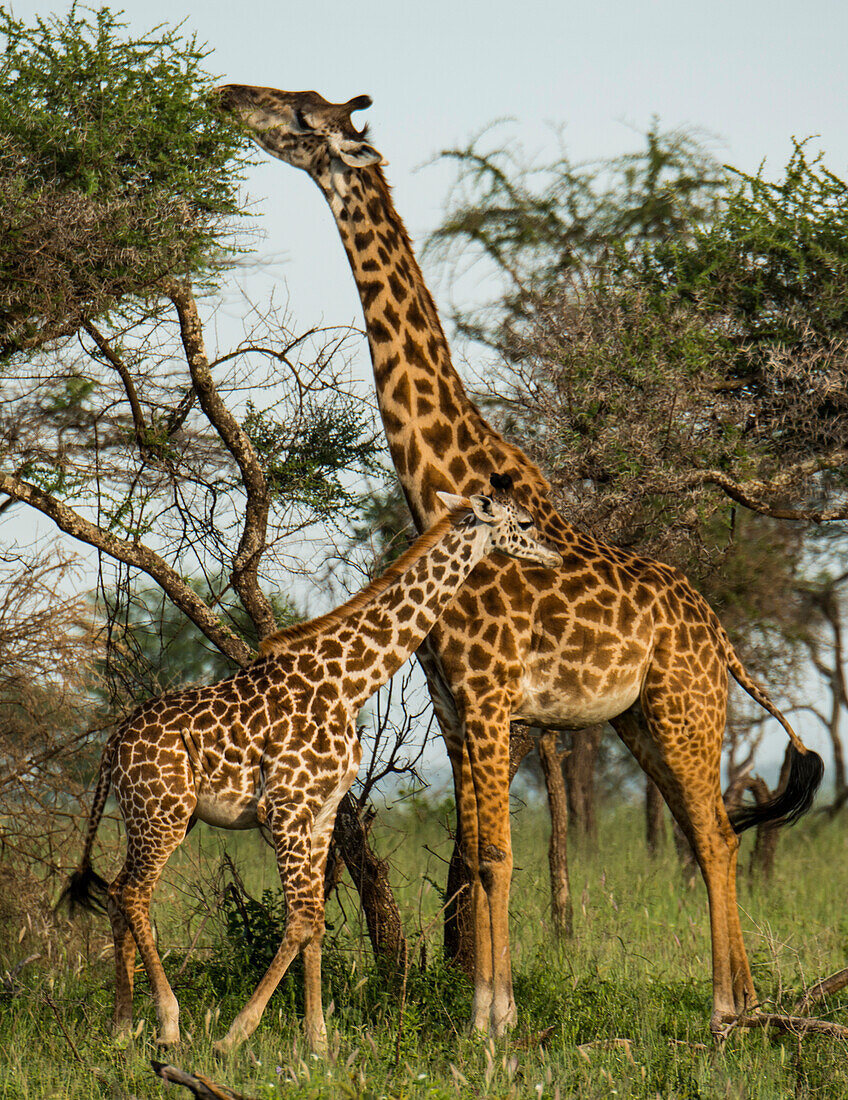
xmin=57 ymin=863 xmax=110 ymax=915
xmin=729 ymin=745 xmax=825 ymax=834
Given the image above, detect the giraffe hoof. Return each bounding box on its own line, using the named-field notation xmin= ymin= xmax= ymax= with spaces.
xmin=709 ymin=1011 xmax=737 ymax=1043
xmin=212 ymin=1036 xmax=238 ymax=1059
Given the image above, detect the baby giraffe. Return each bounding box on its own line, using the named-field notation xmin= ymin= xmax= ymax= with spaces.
xmin=64 ymin=482 xmax=561 ymax=1054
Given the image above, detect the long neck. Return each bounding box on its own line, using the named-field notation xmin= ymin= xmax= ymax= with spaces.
xmin=336 ymin=516 xmax=489 ymax=706
xmin=262 ymin=512 xmax=488 ymax=709
xmin=315 ymin=162 xmax=551 ymax=529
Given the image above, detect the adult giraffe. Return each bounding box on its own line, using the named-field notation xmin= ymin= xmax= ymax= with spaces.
xmin=217 ymin=85 xmax=824 ymax=1037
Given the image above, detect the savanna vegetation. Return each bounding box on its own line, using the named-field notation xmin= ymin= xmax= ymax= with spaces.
xmin=4 ymin=804 xmax=848 ymax=1098
xmin=2 ymin=7 xmax=848 ymax=1099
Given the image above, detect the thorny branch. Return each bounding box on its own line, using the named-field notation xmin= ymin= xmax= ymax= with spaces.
xmin=0 ymin=467 xmax=253 ymax=666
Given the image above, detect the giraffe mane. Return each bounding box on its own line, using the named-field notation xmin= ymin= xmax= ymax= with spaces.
xmin=257 ymin=511 xmax=459 ymax=657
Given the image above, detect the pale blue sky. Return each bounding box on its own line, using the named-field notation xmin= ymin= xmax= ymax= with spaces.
xmin=8 ymin=0 xmax=848 ymax=341
xmin=4 ymin=0 xmax=846 ymax=774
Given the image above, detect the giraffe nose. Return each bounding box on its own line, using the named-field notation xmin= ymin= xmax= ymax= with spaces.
xmin=538 ymin=544 xmax=563 ymax=569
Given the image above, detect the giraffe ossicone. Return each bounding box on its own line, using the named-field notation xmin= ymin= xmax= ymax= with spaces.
xmin=62 ymin=490 xmax=560 ymax=1053
xmin=218 ymin=83 xmax=825 ymax=1039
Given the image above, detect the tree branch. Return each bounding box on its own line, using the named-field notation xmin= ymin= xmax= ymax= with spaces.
xmin=676 ymin=453 xmax=848 ymax=522
xmin=82 ymin=321 xmax=149 ymax=456
xmin=164 ymin=279 xmax=276 ymax=639
xmin=0 ymin=469 xmax=253 ymax=666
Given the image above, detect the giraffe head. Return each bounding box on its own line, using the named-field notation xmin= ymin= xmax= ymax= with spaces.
xmin=215 ymin=84 xmax=383 ymax=175
xmin=436 ymin=490 xmax=562 ymax=570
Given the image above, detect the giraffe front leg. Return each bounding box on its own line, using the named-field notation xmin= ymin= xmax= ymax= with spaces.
xmin=464 ymin=707 xmax=516 ymax=1037
xmin=300 ymin=772 xmax=355 ymax=1054
xmin=214 ymin=804 xmax=320 ymax=1055
xmin=449 ymin=736 xmax=494 ymax=1032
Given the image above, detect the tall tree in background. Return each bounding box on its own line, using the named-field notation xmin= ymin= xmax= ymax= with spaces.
xmin=425 ymin=128 xmax=848 ymax=896
xmin=0 ymin=8 xmax=415 ymax=957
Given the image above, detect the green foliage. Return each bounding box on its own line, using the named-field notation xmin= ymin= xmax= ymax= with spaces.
xmin=0 ymin=5 xmax=251 ymax=352
xmin=6 ymin=803 xmax=848 ymax=1097
xmin=243 ymin=393 xmax=384 ymax=519
xmin=654 ymin=140 xmax=848 ymax=343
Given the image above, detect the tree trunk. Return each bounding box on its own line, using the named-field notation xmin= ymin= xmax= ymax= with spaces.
xmin=538 ymin=731 xmax=573 ymax=938
xmin=564 ymin=725 xmax=602 ymax=841
xmin=722 ymin=744 xmax=792 ymax=881
xmin=645 ymin=776 xmax=666 ymax=854
xmin=823 ymin=593 xmax=848 ymax=805
xmin=444 ymin=724 xmax=535 ymax=973
xmin=332 ymin=793 xmax=407 ymax=968
xmin=747 ymin=744 xmax=793 ymax=880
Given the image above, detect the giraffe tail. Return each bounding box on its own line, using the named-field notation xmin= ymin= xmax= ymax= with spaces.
xmin=720 ymin=626 xmax=825 ymax=834
xmin=728 ymin=745 xmax=825 ymax=834
xmin=57 ymin=731 xmax=118 ymax=915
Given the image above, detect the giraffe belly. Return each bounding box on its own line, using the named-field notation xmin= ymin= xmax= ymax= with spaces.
xmin=513 ymin=668 xmax=643 ymax=728
xmin=195 ymin=790 xmax=263 ymax=830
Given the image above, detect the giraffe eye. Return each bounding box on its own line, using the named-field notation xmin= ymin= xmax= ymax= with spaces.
xmin=294 ymin=106 xmax=314 ymax=132
xmin=518 ymin=519 xmax=534 ymax=531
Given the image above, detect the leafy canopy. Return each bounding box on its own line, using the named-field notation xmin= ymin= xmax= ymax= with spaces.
xmin=0 ymin=5 xmax=251 ymax=352
xmin=650 ymin=140 xmax=848 ymax=345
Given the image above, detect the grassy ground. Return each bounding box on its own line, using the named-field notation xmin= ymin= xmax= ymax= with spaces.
xmin=2 ymin=798 xmax=848 ymax=1099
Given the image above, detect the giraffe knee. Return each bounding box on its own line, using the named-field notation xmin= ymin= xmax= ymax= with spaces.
xmin=288 ymin=906 xmax=324 ymax=948
xmin=478 ymin=844 xmax=510 ymax=892
xmin=302 ymin=903 xmax=325 ymax=945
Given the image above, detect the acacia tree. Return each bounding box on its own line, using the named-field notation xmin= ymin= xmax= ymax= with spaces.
xmin=423 ymin=126 xmax=848 ymax=956
xmin=430 ymin=133 xmax=848 ymax=546
xmin=0 ymin=8 xmax=418 ymax=959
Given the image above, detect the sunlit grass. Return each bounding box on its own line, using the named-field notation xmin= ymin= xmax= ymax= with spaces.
xmin=2 ymin=800 xmax=848 ymax=1097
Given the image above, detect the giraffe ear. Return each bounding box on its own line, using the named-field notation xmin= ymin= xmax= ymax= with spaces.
xmin=436 ymin=490 xmax=468 ymax=512
xmin=333 ymin=137 xmax=386 ymax=167
xmin=468 ymin=494 xmax=506 ymax=523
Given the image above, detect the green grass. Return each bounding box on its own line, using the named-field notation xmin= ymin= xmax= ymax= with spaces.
xmin=2 ymin=800 xmax=848 ymax=1098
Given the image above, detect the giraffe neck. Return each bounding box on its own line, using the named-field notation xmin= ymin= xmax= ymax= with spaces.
xmin=261 ymin=511 xmax=488 ymax=707
xmin=314 ymin=162 xmax=551 ymax=529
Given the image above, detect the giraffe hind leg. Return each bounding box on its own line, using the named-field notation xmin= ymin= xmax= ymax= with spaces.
xmin=107 ymin=867 xmax=137 ymax=1041
xmin=111 ymin=820 xmax=189 ymax=1047
xmin=612 ymin=707 xmax=755 ymax=1024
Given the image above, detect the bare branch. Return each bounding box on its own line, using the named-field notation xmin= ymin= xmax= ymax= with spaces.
xmin=164 ymin=279 xmax=276 ymax=639
xmin=679 ymin=455 xmax=848 ymax=523
xmin=0 ymin=468 xmax=253 ymax=666
xmin=82 ymin=321 xmax=149 ymax=456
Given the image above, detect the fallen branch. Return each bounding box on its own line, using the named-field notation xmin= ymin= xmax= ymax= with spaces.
xmin=732 ymin=1012 xmax=848 ymax=1040
xmin=577 ymin=1037 xmax=636 ymax=1064
xmin=796 ymin=967 xmax=848 ymax=1013
xmin=151 ymin=1061 xmax=253 ymax=1100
